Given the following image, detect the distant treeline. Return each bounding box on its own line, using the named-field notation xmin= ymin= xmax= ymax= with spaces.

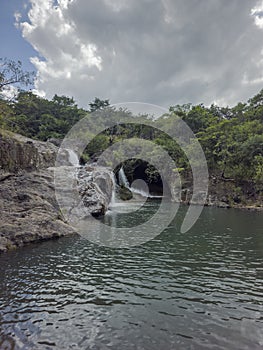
xmin=0 ymin=89 xmax=262 ymax=191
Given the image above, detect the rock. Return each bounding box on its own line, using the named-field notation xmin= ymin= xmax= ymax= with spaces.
xmin=118 ymin=185 xmax=133 ymax=201
xmin=79 ymin=181 xmax=107 ymax=216
xmin=0 ymin=170 xmax=76 ymax=252
xmin=0 ymin=129 xmax=58 ymax=172
xmin=179 ymin=188 xmax=191 ymax=204
xmin=0 ymin=131 xmax=116 ymax=252
xmin=47 ymin=137 xmax=62 ymax=147
xmin=217 ymin=201 xmax=230 ymax=208
xmin=77 ymin=165 xmax=114 ymax=216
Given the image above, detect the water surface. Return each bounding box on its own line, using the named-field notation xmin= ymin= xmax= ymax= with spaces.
xmin=0 ymin=203 xmax=262 ymax=349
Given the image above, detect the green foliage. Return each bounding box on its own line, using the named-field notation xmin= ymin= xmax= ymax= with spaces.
xmin=0 ymin=99 xmax=14 ymax=128
xmin=1 ymin=91 xmax=86 ymax=140
xmin=0 ymin=83 xmax=262 ymax=198
xmin=145 ymin=165 xmax=161 ymax=183
xmin=85 ymin=134 xmax=110 ymax=158
xmin=89 ymin=97 xmax=110 ymax=112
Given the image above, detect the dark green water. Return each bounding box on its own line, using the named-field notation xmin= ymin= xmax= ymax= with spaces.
xmin=0 ymin=203 xmax=262 ymax=349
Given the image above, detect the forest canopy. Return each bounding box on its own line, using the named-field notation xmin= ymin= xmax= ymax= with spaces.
xmin=0 ymin=85 xmax=262 ymax=194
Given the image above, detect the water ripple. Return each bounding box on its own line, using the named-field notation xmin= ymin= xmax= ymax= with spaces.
xmin=0 ymin=205 xmax=262 ymax=349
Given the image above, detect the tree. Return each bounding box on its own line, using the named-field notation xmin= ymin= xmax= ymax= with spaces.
xmin=0 ymin=58 xmax=35 ymax=91
xmin=182 ymin=104 xmax=216 ymax=133
xmin=89 ymin=97 xmax=110 ymax=112
xmin=0 ymin=99 xmax=15 ymax=128
xmin=52 ymin=94 xmax=76 ymax=107
xmin=169 ymin=103 xmax=192 ymax=117
xmin=248 ymin=89 xmax=263 ymax=108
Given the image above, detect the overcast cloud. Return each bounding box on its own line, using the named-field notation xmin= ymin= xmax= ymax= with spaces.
xmin=16 ymin=0 xmax=263 ymax=108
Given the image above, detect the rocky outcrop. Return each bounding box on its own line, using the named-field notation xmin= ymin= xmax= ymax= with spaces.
xmin=78 ymin=165 xmax=114 ymax=216
xmin=0 ymin=130 xmax=115 ymax=252
xmin=0 ymin=170 xmax=76 ymax=252
xmin=178 ymin=176 xmax=262 ymax=209
xmin=0 ymin=129 xmax=58 ymax=172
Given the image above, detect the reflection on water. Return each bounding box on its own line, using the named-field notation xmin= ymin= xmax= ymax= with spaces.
xmin=0 ymin=203 xmax=262 ymax=349
xmin=77 ymin=198 xmax=179 ymax=248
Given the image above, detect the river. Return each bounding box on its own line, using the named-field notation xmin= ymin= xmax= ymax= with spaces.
xmin=0 ymin=202 xmax=262 ymax=349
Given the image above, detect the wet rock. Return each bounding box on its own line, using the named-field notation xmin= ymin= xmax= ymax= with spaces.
xmin=77 ymin=165 xmax=114 ymax=216
xmin=217 ymin=201 xmax=230 ymax=208
xmin=118 ymin=185 xmax=133 ymax=201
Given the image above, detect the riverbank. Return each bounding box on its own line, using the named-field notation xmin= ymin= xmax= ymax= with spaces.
xmin=0 ymin=129 xmax=261 ymax=253
xmin=178 ymin=174 xmax=262 ymax=211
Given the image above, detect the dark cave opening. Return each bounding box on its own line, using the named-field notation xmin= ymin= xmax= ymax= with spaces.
xmin=115 ymin=159 xmax=172 ymax=197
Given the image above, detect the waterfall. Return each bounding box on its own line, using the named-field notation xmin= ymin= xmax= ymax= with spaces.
xmin=117 ymin=166 xmax=162 ymax=199
xmin=66 ymin=149 xmax=79 ymax=166
xmin=130 ymin=186 xmax=149 ymax=198
xmin=130 ymin=186 xmax=162 ymax=198
xmin=109 ymin=172 xmax=116 ymax=206
xmin=118 ymin=166 xmax=130 ymax=188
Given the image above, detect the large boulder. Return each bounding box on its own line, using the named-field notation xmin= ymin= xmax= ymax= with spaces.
xmin=0 ymin=164 xmax=116 ymax=252
xmin=118 ymin=185 xmax=133 ymax=201
xmin=77 ymin=165 xmax=114 ymax=216
xmin=0 ymin=170 xmax=76 ymax=253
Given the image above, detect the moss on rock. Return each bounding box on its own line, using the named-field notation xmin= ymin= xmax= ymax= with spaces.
xmin=118 ymin=185 xmax=133 ymax=201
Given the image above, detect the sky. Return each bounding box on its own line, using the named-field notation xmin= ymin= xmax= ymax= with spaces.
xmin=1 ymin=0 xmax=263 ymax=108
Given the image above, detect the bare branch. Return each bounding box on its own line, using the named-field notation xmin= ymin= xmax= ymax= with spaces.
xmin=0 ymin=58 xmax=35 ymax=91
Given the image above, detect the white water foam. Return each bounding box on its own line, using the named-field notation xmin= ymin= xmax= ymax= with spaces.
xmin=118 ymin=166 xmax=130 ymax=187
xmin=66 ymin=149 xmax=79 ymax=166
xmin=119 ymin=167 xmax=162 ymax=199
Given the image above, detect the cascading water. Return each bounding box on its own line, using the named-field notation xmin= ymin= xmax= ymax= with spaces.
xmin=59 ymin=149 xmax=118 ymax=215
xmin=118 ymin=166 xmax=130 ymax=188
xmin=109 ymin=172 xmax=116 ymax=206
xmin=130 ymin=186 xmax=162 ymax=198
xmin=66 ymin=149 xmax=79 ymax=166
xmin=118 ymin=166 xmax=162 ymax=199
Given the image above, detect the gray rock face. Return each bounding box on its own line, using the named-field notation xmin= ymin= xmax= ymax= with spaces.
xmin=0 ymin=170 xmax=76 ymax=253
xmin=77 ymin=165 xmax=114 ymax=216
xmin=47 ymin=137 xmax=62 ymax=147
xmin=178 ymin=188 xmax=230 ymax=207
xmin=0 ymin=130 xmax=115 ymax=252
xmin=0 ymin=129 xmax=58 ymax=172
xmin=0 ymin=165 xmax=115 ymax=252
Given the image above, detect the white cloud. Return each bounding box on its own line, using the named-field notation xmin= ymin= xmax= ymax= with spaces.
xmin=251 ymin=1 xmax=263 ymax=28
xmin=17 ymin=0 xmax=263 ymax=107
xmin=14 ymin=11 xmax=22 ymax=23
xmin=0 ymin=85 xmax=19 ymax=100
xmin=103 ymin=0 xmax=129 ymax=13
xmin=17 ymin=0 xmax=102 ymax=101
xmin=242 ymin=73 xmax=263 ymax=86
